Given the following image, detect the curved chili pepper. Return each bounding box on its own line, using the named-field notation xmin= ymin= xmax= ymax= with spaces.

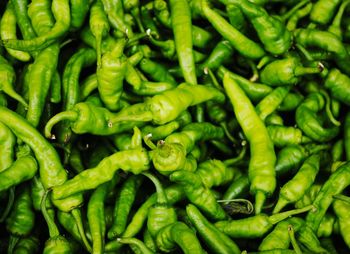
xmin=0 ymin=122 xmax=15 ymax=172
xmin=90 ymin=0 xmax=110 ymax=67
xmin=52 ymin=148 xmax=149 ymax=200
xmin=70 ymin=0 xmax=90 ymax=31
xmin=328 ymin=0 xmax=350 ymax=39
xmin=214 ymin=205 xmax=313 ymax=238
xmin=232 ymin=0 xmax=292 ymax=55
xmin=217 ymin=66 xmax=272 ymax=103
xmin=317 ymin=213 xmax=336 ymax=238
xmin=6 ymin=186 xmax=35 ymax=254
xmin=11 ymin=0 xmax=37 ymax=40
xmin=156 ymin=222 xmax=204 ymax=254
xmin=108 ymin=175 xmax=143 ymax=239
xmin=186 ymin=204 xmax=241 ymax=254
xmin=41 ymin=191 xmax=73 ymax=254
xmin=143 ymin=172 xmax=177 ymax=238
xmin=310 ymin=0 xmax=341 ymax=25
xmin=170 ymin=170 xmax=227 ymax=220
xmin=296 ymin=92 xmax=339 ymax=142
xmin=2 ymin=0 xmax=71 ymax=51
xmin=143 ymin=229 xmax=157 ymax=252
xmin=104 ymin=184 xmax=185 ymax=252
xmin=226 ymin=3 xmax=247 ymax=32
xmin=345 ymin=112 xmax=350 ymax=161
xmin=224 ymin=73 xmax=276 ymax=214
xmin=333 ymin=199 xmax=350 ymax=248
xmin=0 ymin=106 xmax=83 ymax=212
xmin=260 ymin=57 xmax=323 ymax=86
xmin=294 ymin=28 xmax=350 ymax=75
xmin=286 ymin=2 xmax=312 ymax=31
xmin=324 ymin=68 xmax=350 ymax=106
xmin=117 ymin=237 xmax=154 ymax=254
xmin=0 ymin=55 xmax=28 ymax=106
xmin=13 ymin=235 xmax=40 ymax=254
xmin=267 ymin=125 xmax=310 ymax=148
xmin=273 ymin=154 xmax=320 ymax=213
xmin=258 ymin=217 xmax=304 ymax=251
xmin=27 ymin=0 xmax=54 ymax=37
xmin=0 ymin=2 xmax=31 ymax=62
xmin=201 ymin=0 xmax=265 ymax=59
xmin=139 ymin=58 xmax=177 ymax=86
xmin=278 ymin=92 xmax=304 ymax=112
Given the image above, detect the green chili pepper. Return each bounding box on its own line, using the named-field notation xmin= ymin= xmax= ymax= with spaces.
xmin=155 ymin=222 xmax=204 ymax=253
xmin=324 ymin=68 xmax=350 ymax=106
xmin=139 ymin=58 xmax=177 ymax=86
xmin=224 ymin=73 xmax=276 ymax=214
xmin=317 ymin=213 xmax=336 ymax=238
xmin=140 ymin=4 xmax=159 ymax=36
xmin=117 ymin=237 xmax=155 ymax=254
xmin=275 ymin=145 xmax=308 ymax=177
xmin=13 ymin=235 xmax=40 ymax=254
xmin=11 ymin=0 xmax=37 ymax=40
xmin=267 ymin=125 xmax=310 ymax=148
xmin=331 ymin=139 xmax=344 ymax=162
xmin=169 ymin=0 xmax=196 ymax=85
xmin=152 ymin=122 xmax=224 ymax=175
xmin=222 ymin=175 xmax=250 ymax=201
xmin=52 ymin=149 xmax=149 ymax=200
xmin=327 ymin=0 xmax=350 ymax=39
xmin=41 ymin=191 xmax=72 ymax=254
xmin=105 ymin=184 xmax=185 ymax=252
xmin=258 ymin=217 xmax=304 ymax=251
xmin=25 ymin=43 xmax=59 ymax=127
xmin=57 ymin=211 xmax=84 ymax=245
xmin=0 ymin=55 xmax=28 ymax=106
xmin=201 ymin=0 xmax=265 ymax=59
xmin=143 ymin=229 xmax=157 ymax=252
xmin=6 ymin=186 xmax=35 ymax=254
xmin=0 ymin=122 xmax=15 ymax=172
xmin=260 ymin=57 xmax=323 ymax=86
xmin=170 ymin=170 xmax=227 ymax=220
xmin=70 ymin=0 xmax=90 ymax=31
xmin=294 ymin=28 xmax=350 ymax=75
xmin=256 ymin=87 xmax=291 ymax=121
xmin=226 ymin=4 xmax=247 ymax=32
xmin=265 ymin=113 xmax=284 ymax=126
xmin=273 ymin=154 xmax=320 ymax=213
xmin=345 ymin=112 xmax=350 ymax=161
xmin=333 ymin=199 xmax=350 ymax=248
xmin=0 ymin=2 xmax=31 ymax=62
xmin=0 ymin=154 xmax=37 ymax=193
xmin=215 ymin=205 xmax=313 ymax=238
xmin=310 ymin=0 xmax=341 ymax=25
xmin=2 ymin=0 xmax=71 ymax=51
xmin=90 ymin=0 xmax=110 ymax=67
xmin=186 ymin=204 xmax=241 ymax=254
xmin=97 ymin=39 xmax=127 ymax=111
xmin=298 ymin=162 xmax=350 ymax=251
xmin=88 ymin=180 xmax=116 ymax=254
xmin=296 ymin=92 xmax=339 ymax=142
xmin=278 ymin=92 xmax=304 ymax=112
xmin=217 ymin=66 xmax=273 ymax=103
xmin=143 ymin=172 xmax=177 ymax=238
xmin=27 ymin=0 xmax=54 ymax=36
xmin=108 ymin=175 xmax=143 ymax=239
xmin=232 ymin=0 xmax=291 ymax=55
xmin=286 ymin=2 xmax=312 ymax=31
xmin=0 ymin=106 xmax=83 ymax=212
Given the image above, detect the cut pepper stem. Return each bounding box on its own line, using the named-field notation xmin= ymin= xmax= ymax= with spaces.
xmin=44 ymin=111 xmax=78 ymax=139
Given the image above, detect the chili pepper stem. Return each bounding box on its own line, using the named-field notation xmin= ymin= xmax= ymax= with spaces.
xmin=142 ymin=172 xmax=168 ymax=205
xmin=280 ymin=0 xmax=309 ymax=21
xmin=320 ymin=89 xmax=341 ymax=126
xmin=269 ymin=205 xmax=315 ymax=225
xmin=272 ymin=198 xmax=288 ymax=214
xmin=224 ymin=141 xmax=247 ymax=166
xmin=333 ymin=194 xmax=350 ymax=204
xmin=294 ymin=64 xmax=323 ymax=76
xmin=71 ymin=208 xmax=92 ymax=253
xmin=41 ymin=190 xmax=60 ymax=237
xmin=288 ymin=225 xmax=302 ymax=254
xmin=44 ymin=111 xmax=78 ymax=139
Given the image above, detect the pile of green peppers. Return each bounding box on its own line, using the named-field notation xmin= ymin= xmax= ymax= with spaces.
xmin=0 ymin=0 xmax=350 ymax=253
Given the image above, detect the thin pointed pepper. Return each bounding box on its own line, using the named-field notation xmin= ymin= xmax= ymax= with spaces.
xmin=186 ymin=204 xmax=241 ymax=254
xmin=97 ymin=39 xmax=127 ymax=111
xmin=223 ymin=73 xmax=276 ymax=214
xmin=324 ymin=68 xmax=350 ymax=105
xmin=201 ymin=0 xmax=265 ymax=59
xmin=169 ymin=0 xmax=197 ymax=85
xmin=333 ymin=199 xmax=350 ymax=248
xmin=143 ymin=172 xmax=177 ymax=238
xmin=310 ymin=0 xmax=341 ymax=25
xmin=273 ymin=154 xmax=320 ymax=213
xmin=231 ymin=0 xmax=292 ymax=55
xmin=90 ymin=0 xmax=110 ymax=67
xmin=108 ymin=175 xmax=143 ymax=239
xmin=0 ymin=122 xmax=15 ymax=172
xmin=214 ymin=205 xmax=314 ymax=238
xmin=2 ymin=0 xmax=71 ymax=52
xmin=328 ymin=0 xmax=350 ymax=39
xmin=69 ymin=0 xmax=90 ymax=31
xmin=117 ymin=237 xmax=155 ymax=254
xmin=345 ymin=112 xmax=350 ymax=161
xmin=156 ymin=222 xmax=204 ymax=254
xmin=0 ymin=2 xmax=31 ymax=62
xmin=11 ymin=0 xmax=37 ymax=40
